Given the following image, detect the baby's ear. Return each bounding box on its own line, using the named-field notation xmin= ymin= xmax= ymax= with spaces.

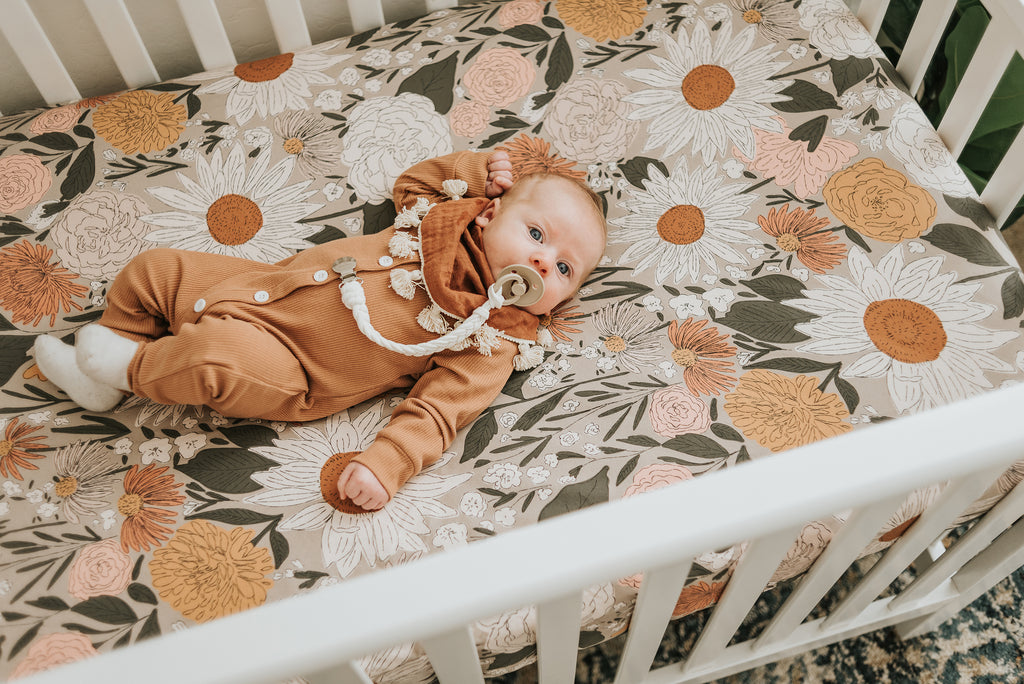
xmin=474 ymin=197 xmax=500 ymax=228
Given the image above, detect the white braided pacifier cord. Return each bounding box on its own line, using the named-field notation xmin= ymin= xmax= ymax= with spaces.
xmin=341 ymin=279 xmax=507 ymax=357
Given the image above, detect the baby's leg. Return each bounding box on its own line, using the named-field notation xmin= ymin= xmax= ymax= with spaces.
xmin=32 ymin=336 xmax=123 ymax=411
xmin=76 ymin=324 xmax=137 ymax=391
xmin=128 ymin=316 xmax=312 ymax=420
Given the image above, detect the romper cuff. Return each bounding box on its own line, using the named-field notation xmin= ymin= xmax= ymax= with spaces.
xmin=350 ymin=436 xmax=419 ymax=500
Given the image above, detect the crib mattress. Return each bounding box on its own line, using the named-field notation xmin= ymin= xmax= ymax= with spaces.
xmin=3 ymin=0 xmax=1024 ymax=680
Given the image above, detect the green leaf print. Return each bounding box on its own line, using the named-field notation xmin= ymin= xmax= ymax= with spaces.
xmin=539 ymin=466 xmax=609 ymax=521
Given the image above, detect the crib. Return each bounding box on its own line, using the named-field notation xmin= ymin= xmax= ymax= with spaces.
xmin=4 ymin=0 xmax=1024 ymax=682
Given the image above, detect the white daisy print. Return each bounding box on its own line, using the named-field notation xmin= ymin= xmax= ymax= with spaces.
xmin=785 ymin=245 xmax=1019 ymax=414
xmin=196 ymin=45 xmax=349 ymax=125
xmin=610 ymin=158 xmax=760 ymax=284
xmin=622 ymin=19 xmax=791 ymax=163
xmin=243 ymin=401 xmax=471 ymax=578
xmin=141 ymin=144 xmax=322 ymax=262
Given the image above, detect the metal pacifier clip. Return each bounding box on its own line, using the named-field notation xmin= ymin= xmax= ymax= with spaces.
xmin=335 ymin=258 xmax=545 ymax=356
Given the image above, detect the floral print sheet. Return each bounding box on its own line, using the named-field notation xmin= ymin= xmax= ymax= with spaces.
xmin=1 ymin=0 xmax=1023 ymax=680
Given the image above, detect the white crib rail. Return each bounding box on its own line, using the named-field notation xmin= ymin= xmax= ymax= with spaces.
xmin=0 ymin=0 xmax=457 ymax=113
xmin=20 ymin=382 xmax=1024 ymax=684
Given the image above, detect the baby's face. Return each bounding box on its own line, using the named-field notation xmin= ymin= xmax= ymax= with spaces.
xmin=478 ymin=178 xmax=605 ymax=316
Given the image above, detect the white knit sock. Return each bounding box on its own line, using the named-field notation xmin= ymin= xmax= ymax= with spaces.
xmin=75 ymin=324 xmax=137 ymax=392
xmin=33 ymin=335 xmax=124 ymax=411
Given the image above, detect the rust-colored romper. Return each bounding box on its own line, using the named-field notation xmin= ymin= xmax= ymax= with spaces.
xmin=98 ymin=152 xmax=539 ymax=496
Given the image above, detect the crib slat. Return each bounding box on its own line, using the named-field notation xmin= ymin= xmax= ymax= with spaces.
xmin=854 ymin=0 xmax=890 ymax=38
xmin=895 ymin=514 xmax=1024 ymax=639
xmin=755 ymin=492 xmax=907 ymax=648
xmin=347 ymin=0 xmax=386 ymax=33
xmin=536 ymin=591 xmax=582 ymax=683
xmin=895 ymin=0 xmax=957 ymax=95
xmin=681 ymin=527 xmax=802 ymax=673
xmin=0 ymin=0 xmax=81 ymax=106
xmin=936 ymin=19 xmax=1015 ymax=158
xmin=980 ymin=121 xmax=1024 ymax=226
xmin=264 ymin=0 xmax=312 ymax=53
xmin=612 ymin=558 xmax=693 ymax=684
xmin=304 ymin=659 xmax=374 ymax=684
xmin=425 ymin=0 xmax=459 ymax=10
xmin=175 ymin=0 xmax=235 ymax=70
xmin=822 ymin=464 xmax=1006 ymax=627
xmin=82 ymin=0 xmax=160 ymax=89
xmin=421 ymin=625 xmax=485 ymax=684
xmin=890 ymin=479 xmax=1024 ymax=609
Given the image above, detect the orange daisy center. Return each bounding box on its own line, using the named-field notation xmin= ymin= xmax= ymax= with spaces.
xmin=743 ymin=9 xmax=764 ymax=24
xmin=672 ymin=348 xmax=699 ymax=367
xmin=55 ymin=475 xmax=79 ymax=498
xmin=0 ymin=440 xmax=11 ymax=458
xmin=863 ymin=299 xmax=946 ymax=364
xmin=658 ymin=205 xmax=706 ymax=245
xmin=681 ymin=65 xmax=735 ymax=111
xmin=233 ymin=53 xmax=294 ymax=83
xmin=118 ymin=493 xmax=144 ymax=518
xmin=604 ymin=335 xmax=627 ymax=352
xmin=283 ymin=137 xmax=304 ymax=155
xmin=777 ymin=233 xmax=801 ymax=252
xmin=206 ymin=194 xmax=263 ymax=246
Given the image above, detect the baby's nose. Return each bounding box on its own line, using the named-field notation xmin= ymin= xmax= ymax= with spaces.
xmin=530 ymin=252 xmax=551 ymax=276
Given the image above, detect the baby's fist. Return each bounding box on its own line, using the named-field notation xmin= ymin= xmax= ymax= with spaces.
xmin=336 ymin=462 xmax=389 ymax=511
xmin=486 ymin=150 xmax=513 ymax=198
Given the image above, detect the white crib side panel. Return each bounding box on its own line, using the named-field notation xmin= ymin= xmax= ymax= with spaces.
xmin=263 ymin=0 xmax=312 ymax=52
xmin=891 ymin=479 xmax=1024 ymax=609
xmin=421 ymin=626 xmax=486 ymax=684
xmin=0 ymin=0 xmax=80 ymax=106
xmin=536 ymin=592 xmax=583 ymax=684
xmin=680 ymin=527 xmax=803 ymax=673
xmin=755 ymin=492 xmax=908 ymax=648
xmin=823 ymin=464 xmax=1008 ymax=627
xmin=612 ymin=558 xmax=694 ymax=684
xmin=347 ymin=0 xmax=386 ymax=33
xmin=895 ymin=0 xmax=957 ymax=95
xmin=83 ymin=0 xmax=161 ymax=88
xmin=175 ymin=0 xmax=236 ymax=70
xmin=304 ymin=660 xmax=374 ymax=684
xmin=980 ymin=123 xmax=1024 ymax=226
xmin=936 ymin=19 xmax=1015 ymax=157
xmin=853 ymin=0 xmax=890 ymax=38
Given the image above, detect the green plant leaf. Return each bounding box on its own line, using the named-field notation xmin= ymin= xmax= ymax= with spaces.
xmin=397 ymin=52 xmax=457 ymax=114
xmin=176 ymin=448 xmax=277 ymax=493
xmin=539 ymin=466 xmax=609 ymax=520
xmin=774 ymin=81 xmax=840 ymax=113
xmin=740 ymin=274 xmax=806 ymax=301
xmin=714 ymin=301 xmax=814 ymax=343
xmin=921 ymin=223 xmax=1007 ymax=267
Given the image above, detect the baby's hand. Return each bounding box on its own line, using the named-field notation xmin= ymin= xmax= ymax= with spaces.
xmin=336 ymin=462 xmax=389 ymax=511
xmin=486 ymin=150 xmax=514 ymax=198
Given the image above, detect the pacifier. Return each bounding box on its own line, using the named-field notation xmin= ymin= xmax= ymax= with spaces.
xmin=495 ymin=264 xmax=545 ymax=307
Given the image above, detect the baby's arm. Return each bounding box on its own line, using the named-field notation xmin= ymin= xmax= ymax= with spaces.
xmin=336 ymin=462 xmax=388 ymax=510
xmin=392 ymin=150 xmax=505 ymax=210
xmin=339 ymin=342 xmax=518 ymax=505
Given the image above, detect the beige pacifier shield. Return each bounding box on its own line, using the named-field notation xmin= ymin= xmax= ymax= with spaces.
xmin=496 ymin=264 xmax=545 ymax=307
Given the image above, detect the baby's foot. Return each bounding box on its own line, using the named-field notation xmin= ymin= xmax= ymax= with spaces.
xmin=33 ymin=336 xmax=124 ymax=411
xmin=76 ymin=324 xmax=137 ymax=392
xmin=336 ymin=462 xmax=389 ymax=511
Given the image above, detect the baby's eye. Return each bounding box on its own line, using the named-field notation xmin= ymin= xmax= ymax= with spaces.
xmin=557 ymin=262 xmax=570 ymax=276
xmin=529 ymin=227 xmax=542 ymax=241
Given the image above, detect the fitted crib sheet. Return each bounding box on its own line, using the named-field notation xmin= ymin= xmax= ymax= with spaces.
xmin=3 ymin=0 xmax=1024 ymax=680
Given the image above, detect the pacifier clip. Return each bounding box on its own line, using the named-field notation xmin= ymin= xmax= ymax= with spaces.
xmin=334 ymin=257 xmax=545 ymax=358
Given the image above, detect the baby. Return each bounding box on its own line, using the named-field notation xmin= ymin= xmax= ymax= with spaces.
xmin=33 ymin=150 xmax=607 ymax=510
